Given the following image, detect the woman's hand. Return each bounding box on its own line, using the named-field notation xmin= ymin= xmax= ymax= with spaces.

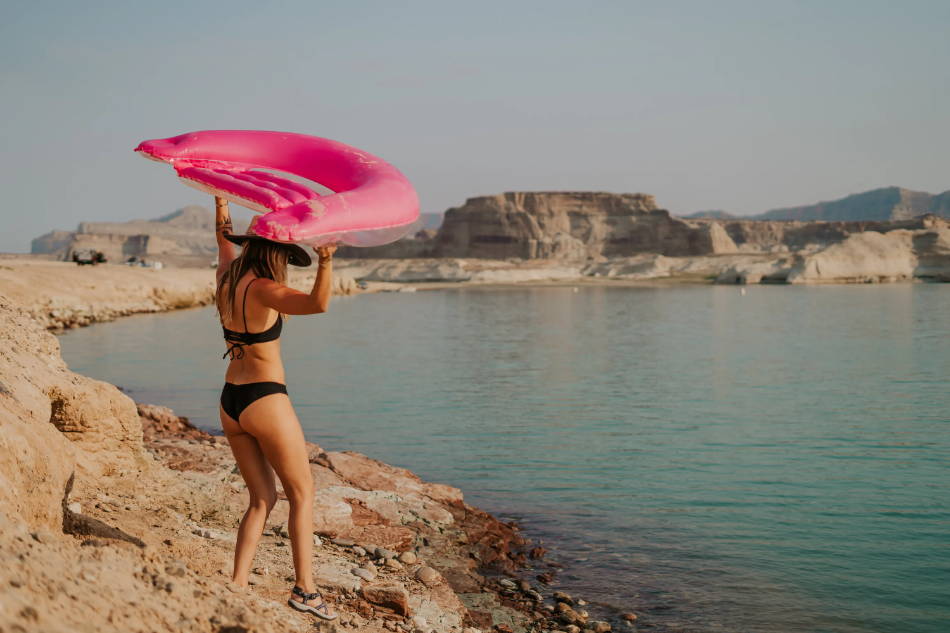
xmin=314 ymin=244 xmax=337 ymax=263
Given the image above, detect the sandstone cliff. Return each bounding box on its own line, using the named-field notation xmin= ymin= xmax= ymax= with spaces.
xmin=431 ymin=191 xmax=736 ymax=260
xmin=715 ymin=215 xmax=950 ymax=284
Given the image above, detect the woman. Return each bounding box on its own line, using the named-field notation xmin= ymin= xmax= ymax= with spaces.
xmin=214 ymin=197 xmax=338 ymax=621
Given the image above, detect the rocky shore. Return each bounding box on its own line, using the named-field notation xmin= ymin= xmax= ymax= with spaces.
xmin=0 ymin=268 xmax=629 ymax=632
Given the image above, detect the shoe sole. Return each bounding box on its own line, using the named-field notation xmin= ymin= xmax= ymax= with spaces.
xmin=288 ymin=598 xmax=339 ymax=621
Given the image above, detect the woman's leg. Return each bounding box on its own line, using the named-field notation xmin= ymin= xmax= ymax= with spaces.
xmin=221 ymin=407 xmax=277 ymax=586
xmin=238 ymin=393 xmax=334 ymax=615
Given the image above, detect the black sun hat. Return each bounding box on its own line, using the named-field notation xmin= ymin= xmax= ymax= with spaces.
xmin=224 ymin=223 xmax=312 ymax=267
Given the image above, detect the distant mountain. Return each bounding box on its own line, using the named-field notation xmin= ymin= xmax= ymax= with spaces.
xmin=755 ymin=187 xmax=950 ymax=221
xmin=681 ymin=210 xmax=736 ymax=219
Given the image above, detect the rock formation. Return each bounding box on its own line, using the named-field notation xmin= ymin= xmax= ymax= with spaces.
xmin=431 ymin=191 xmax=737 ymax=260
xmin=715 ymin=215 xmax=950 ymax=284
xmin=31 ymin=205 xmax=252 ymax=268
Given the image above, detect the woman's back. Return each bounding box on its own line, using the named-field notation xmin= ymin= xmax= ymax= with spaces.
xmin=221 ymin=274 xmax=286 ymax=385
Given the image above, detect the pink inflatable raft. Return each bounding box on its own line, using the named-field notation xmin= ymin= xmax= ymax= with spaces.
xmin=135 ymin=130 xmax=419 ymax=247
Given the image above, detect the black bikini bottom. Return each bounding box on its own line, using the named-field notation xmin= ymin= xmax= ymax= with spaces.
xmin=220 ymin=381 xmax=287 ymax=422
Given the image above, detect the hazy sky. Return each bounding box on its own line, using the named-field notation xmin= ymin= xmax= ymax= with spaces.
xmin=2 ymin=0 xmax=948 ymax=252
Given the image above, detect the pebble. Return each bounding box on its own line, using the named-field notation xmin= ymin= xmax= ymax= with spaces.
xmin=332 ymin=537 xmax=355 ymax=547
xmin=351 ymin=568 xmax=375 ymax=581
xmin=588 ymin=622 xmax=611 ymax=633
xmin=525 ymin=589 xmax=543 ymax=602
xmin=415 ymin=565 xmax=440 ymax=587
xmin=313 ymin=534 xmax=322 ymax=547
xmin=620 ymin=613 xmax=637 ymax=622
xmin=398 ymin=550 xmax=417 ymax=564
xmin=353 ymin=546 xmax=367 ymax=557
xmin=411 ymin=616 xmax=428 ymax=630
xmin=385 ymin=558 xmax=402 ymax=569
xmin=253 ymin=566 xmax=269 ymax=575
xmin=67 ymin=502 xmax=82 ymax=514
xmin=578 ymin=609 xmax=589 ymax=619
xmin=553 ymin=591 xmax=574 ymax=604
xmin=248 ymin=574 xmax=262 ymax=586
xmin=376 ymin=546 xmax=396 ymax=559
xmin=362 ymin=561 xmax=378 ymax=574
xmin=499 ymin=579 xmax=518 ymax=590
xmin=518 ymin=580 xmax=531 ymax=592
xmin=564 ymin=626 xmax=580 ymax=633
xmin=461 ymin=629 xmax=481 ymax=633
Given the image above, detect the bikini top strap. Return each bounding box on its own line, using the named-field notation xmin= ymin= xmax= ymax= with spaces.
xmin=242 ymin=278 xmax=259 ymax=333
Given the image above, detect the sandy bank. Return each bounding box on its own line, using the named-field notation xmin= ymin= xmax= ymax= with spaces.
xmin=0 ymin=277 xmax=623 ymax=631
xmin=0 ymin=259 xmax=358 ymax=330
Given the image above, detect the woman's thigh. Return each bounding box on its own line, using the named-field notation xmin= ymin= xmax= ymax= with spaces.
xmin=237 ymin=394 xmax=312 ymax=497
xmin=220 ymin=406 xmax=277 ymax=503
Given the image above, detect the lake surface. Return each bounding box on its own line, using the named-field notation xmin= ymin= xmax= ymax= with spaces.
xmin=59 ymin=284 xmax=950 ymax=633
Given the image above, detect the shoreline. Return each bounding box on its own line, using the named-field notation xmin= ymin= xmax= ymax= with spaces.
xmin=5 ymin=256 xmax=944 ymax=335
xmin=0 ymin=261 xmax=630 ymax=631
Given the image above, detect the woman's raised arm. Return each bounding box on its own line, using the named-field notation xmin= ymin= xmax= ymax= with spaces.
xmin=254 ymin=246 xmax=336 ymax=315
xmin=215 ymin=197 xmax=237 ymax=281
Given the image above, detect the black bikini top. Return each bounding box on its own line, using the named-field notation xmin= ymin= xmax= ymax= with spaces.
xmin=222 ymin=277 xmax=282 ymax=360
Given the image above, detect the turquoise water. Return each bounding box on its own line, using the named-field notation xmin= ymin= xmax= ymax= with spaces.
xmin=58 ymin=284 xmax=950 ymax=632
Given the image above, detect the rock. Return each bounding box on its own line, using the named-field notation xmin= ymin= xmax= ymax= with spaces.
xmin=362 ymin=562 xmax=378 ymax=574
xmin=415 ymin=566 xmax=441 ymax=587
xmin=434 ymin=192 xmax=702 ymax=259
xmin=362 ymin=584 xmax=411 ymax=616
xmin=332 ymin=537 xmax=356 ymax=547
xmin=576 ymin=599 xmax=588 ymax=606
xmin=787 ymin=229 xmax=917 ymax=283
xmin=620 ymin=613 xmax=637 ymax=622
xmin=498 ymin=579 xmax=518 ymax=590
xmin=462 ymin=628 xmax=482 ymax=633
xmin=564 ymin=626 xmax=581 ymax=633
xmin=588 ymin=621 xmax=611 ymax=633
xmin=525 ymin=589 xmax=543 ymax=602
xmin=313 ymin=533 xmax=322 ymax=547
xmin=411 ymin=615 xmax=428 ymax=630
xmin=67 ymin=502 xmax=82 ymax=514
xmin=385 ymin=557 xmax=402 ymax=569
xmin=353 ymin=545 xmax=367 ymax=557
xmin=398 ymin=550 xmax=417 ymax=564
xmin=553 ymin=591 xmax=574 ymax=604
xmin=376 ymin=546 xmax=396 ymax=559
xmin=351 ymin=568 xmax=375 ymax=581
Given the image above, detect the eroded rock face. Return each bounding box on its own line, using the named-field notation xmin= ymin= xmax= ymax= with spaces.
xmin=433 ymin=192 xmax=733 ymax=259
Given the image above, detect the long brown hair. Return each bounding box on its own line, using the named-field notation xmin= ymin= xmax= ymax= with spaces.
xmin=216 ymin=240 xmax=289 ymax=325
